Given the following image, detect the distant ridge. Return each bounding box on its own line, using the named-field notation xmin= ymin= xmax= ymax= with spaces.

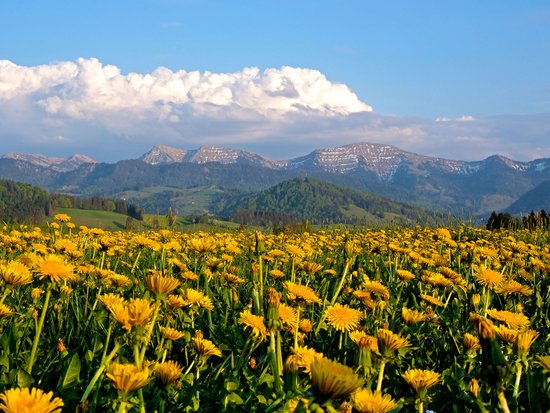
xmin=1 ymin=141 xmax=550 ymax=217
xmin=1 ymin=152 xmax=95 ymax=172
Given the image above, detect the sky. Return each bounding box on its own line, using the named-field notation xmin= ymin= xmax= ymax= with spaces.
xmin=1 ymin=1 xmax=550 ymax=162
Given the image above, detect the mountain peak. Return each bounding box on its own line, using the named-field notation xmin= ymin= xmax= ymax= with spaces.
xmin=1 ymin=152 xmax=95 ymax=172
xmin=140 ymin=145 xmax=187 ymax=165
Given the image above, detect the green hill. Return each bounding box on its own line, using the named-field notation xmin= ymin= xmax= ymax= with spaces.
xmin=505 ymin=180 xmax=550 ymax=215
xmin=0 ymin=179 xmax=52 ymax=224
xmin=222 ymin=177 xmax=448 ymax=227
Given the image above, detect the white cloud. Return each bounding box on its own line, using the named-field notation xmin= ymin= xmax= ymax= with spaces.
xmin=0 ymin=58 xmax=549 ymax=163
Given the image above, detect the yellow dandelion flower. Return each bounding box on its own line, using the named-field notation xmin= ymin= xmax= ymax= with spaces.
xmin=183 ymin=288 xmax=214 ymax=311
xmin=377 ymin=329 xmax=410 ymax=356
xmin=286 ymin=244 xmax=305 ymax=257
xmin=487 ymin=309 xmax=530 ymax=328
xmin=54 ymin=213 xmax=71 ymax=223
xmin=146 ymin=272 xmax=180 ymax=296
xmin=291 ymin=346 xmax=323 ymax=374
xmin=154 ymin=360 xmax=183 ymax=386
xmin=99 ymin=293 xmax=125 ymax=310
xmin=269 ymin=269 xmax=285 ymax=279
xmin=401 ymin=307 xmax=426 ymax=326
xmin=299 ymin=319 xmax=313 ymax=333
xmin=278 ymin=303 xmax=298 ymax=329
xmin=537 ymin=356 xmax=550 ymax=374
xmin=402 ymin=368 xmax=441 ymax=392
xmin=127 ymin=298 xmax=155 ymax=327
xmin=396 ymin=269 xmax=415 ymax=281
xmin=363 ymin=280 xmax=390 ymax=300
xmin=324 ymin=303 xmax=363 ymax=332
xmin=0 ymin=387 xmax=63 ymax=413
xmin=238 ymin=310 xmax=268 ymax=340
xmin=463 ymin=333 xmax=481 ymax=350
xmin=474 ymin=267 xmax=504 ymax=289
xmin=420 ymin=294 xmax=444 ymax=307
xmin=349 ymin=331 xmax=378 ymax=352
xmin=107 ymin=303 xmax=132 ymax=331
xmin=0 ymin=261 xmax=33 ymax=286
xmin=159 ymin=326 xmax=185 ymax=341
xmin=188 ymin=237 xmax=216 ymax=254
xmin=493 ymin=325 xmax=519 ymax=344
xmin=284 ymin=281 xmax=321 ymax=305
xmin=516 ymin=329 xmax=539 ymax=354
xmin=351 ymin=389 xmax=397 ymax=413
xmin=36 ymin=254 xmax=76 ymax=283
xmin=106 ymin=362 xmax=150 ymax=393
xmin=310 ymin=357 xmax=364 ymax=399
xmin=180 ymin=270 xmax=199 ymax=281
xmin=495 ymin=280 xmax=533 ymax=296
xmin=421 ymin=271 xmax=453 ymax=288
xmin=0 ymin=303 xmax=13 ymax=318
xmin=193 ymin=332 xmax=222 ymax=358
xmin=220 ymin=272 xmax=245 ymax=284
xmin=166 ymin=294 xmax=186 ymax=309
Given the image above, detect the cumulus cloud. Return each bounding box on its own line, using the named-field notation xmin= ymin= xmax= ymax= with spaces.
xmin=0 ymin=57 xmax=549 ymax=163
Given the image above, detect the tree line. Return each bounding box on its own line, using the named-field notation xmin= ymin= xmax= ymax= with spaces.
xmin=486 ymin=209 xmax=550 ymax=231
xmin=0 ymin=179 xmax=147 ymax=224
xmin=51 ymin=194 xmax=145 ymax=221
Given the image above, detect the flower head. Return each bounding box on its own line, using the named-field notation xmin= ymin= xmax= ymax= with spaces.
xmin=0 ymin=387 xmax=63 ymax=413
xmin=154 ymin=361 xmax=183 ymax=386
xmin=377 ymin=329 xmax=410 ymax=356
xmin=193 ymin=331 xmax=222 ymax=358
xmin=324 ymin=303 xmax=363 ymax=332
xmin=0 ymin=261 xmax=33 ymax=286
xmin=36 ymin=254 xmax=76 ymax=283
xmin=351 ymin=388 xmax=397 ymax=413
xmin=284 ymin=281 xmax=321 ymax=305
xmin=106 ymin=362 xmax=150 ymax=393
xmin=238 ymin=310 xmax=267 ymax=340
xmin=146 ymin=272 xmax=180 ymax=296
xmin=402 ymin=368 xmax=441 ymax=393
xmin=474 ymin=267 xmax=504 ymax=289
xmin=487 ymin=309 xmax=530 ymax=328
xmin=310 ymin=357 xmax=364 ymax=400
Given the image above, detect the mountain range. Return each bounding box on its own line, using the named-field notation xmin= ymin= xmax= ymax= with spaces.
xmin=2 ymin=142 xmax=549 ymax=219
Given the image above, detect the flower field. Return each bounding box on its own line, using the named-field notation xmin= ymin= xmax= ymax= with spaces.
xmin=0 ymin=215 xmax=548 ymax=412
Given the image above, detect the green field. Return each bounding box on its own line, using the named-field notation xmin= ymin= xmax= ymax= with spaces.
xmin=53 ymin=207 xmax=240 ymax=231
xmin=53 ymin=208 xmax=129 ymax=230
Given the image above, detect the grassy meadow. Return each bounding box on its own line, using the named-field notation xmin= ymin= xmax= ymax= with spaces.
xmin=0 ymin=214 xmax=548 ymax=412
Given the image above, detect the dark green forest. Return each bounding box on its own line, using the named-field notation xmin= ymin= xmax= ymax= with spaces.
xmin=0 ymin=179 xmax=52 ymax=224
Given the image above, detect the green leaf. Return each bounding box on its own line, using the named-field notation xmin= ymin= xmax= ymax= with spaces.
xmin=16 ymin=369 xmax=33 ymax=388
xmin=61 ymin=353 xmax=81 ymax=389
xmin=225 ymin=392 xmax=243 ymax=405
xmin=0 ymin=355 xmax=10 ymax=370
xmin=224 ymin=380 xmax=240 ymax=392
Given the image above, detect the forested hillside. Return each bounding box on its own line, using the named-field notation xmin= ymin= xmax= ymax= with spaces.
xmin=0 ymin=179 xmax=52 ymax=224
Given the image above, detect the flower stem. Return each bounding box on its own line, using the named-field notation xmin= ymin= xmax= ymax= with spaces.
xmin=26 ymin=286 xmax=52 ymax=374
xmin=497 ymin=390 xmax=511 ymax=413
xmin=376 ymin=359 xmax=386 ymax=391
xmin=138 ymin=301 xmax=161 ymax=365
xmin=81 ymin=341 xmax=122 ymax=403
xmin=330 ymin=260 xmax=351 ymax=305
xmin=513 ymin=361 xmax=523 ymax=398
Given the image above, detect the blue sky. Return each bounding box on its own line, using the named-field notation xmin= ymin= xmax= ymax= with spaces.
xmin=1 ymin=1 xmax=549 ymax=162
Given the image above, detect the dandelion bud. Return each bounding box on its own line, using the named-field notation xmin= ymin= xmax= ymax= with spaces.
xmin=471 ymin=293 xmax=481 ymax=307
xmin=469 ymin=378 xmax=480 ymax=398
xmin=57 ymin=338 xmax=67 ymax=354
xmin=249 ymin=357 xmax=257 ymax=370
xmin=31 ymin=288 xmax=44 ymax=299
